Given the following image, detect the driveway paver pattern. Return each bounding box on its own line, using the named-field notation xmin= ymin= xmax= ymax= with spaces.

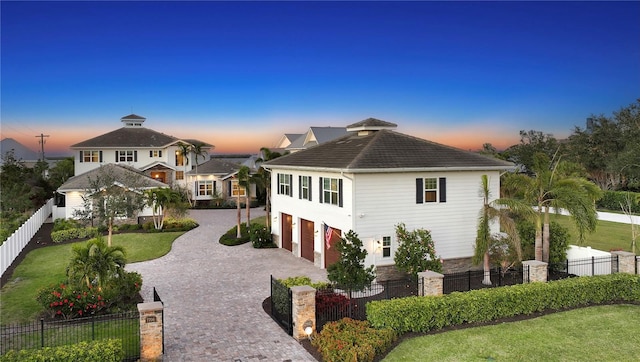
xmin=127 ymin=209 xmax=327 ymax=362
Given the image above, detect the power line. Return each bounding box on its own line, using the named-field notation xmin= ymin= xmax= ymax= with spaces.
xmin=35 ymin=133 xmax=50 ymax=160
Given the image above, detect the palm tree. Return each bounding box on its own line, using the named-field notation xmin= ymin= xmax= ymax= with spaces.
xmin=176 ymin=142 xmax=192 ymax=206
xmin=256 ymin=147 xmax=285 ymax=229
xmin=504 ymin=153 xmax=602 ymax=263
xmin=237 ymin=166 xmax=252 ymax=229
xmin=144 ymin=187 xmax=180 ymax=230
xmin=474 ymin=175 xmax=531 ymax=285
xmin=67 ymin=236 xmax=126 ymax=291
xmin=190 ymin=143 xmax=208 ymax=205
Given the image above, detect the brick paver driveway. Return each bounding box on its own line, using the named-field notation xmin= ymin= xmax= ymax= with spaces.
xmin=127 ymin=209 xmax=327 ymax=361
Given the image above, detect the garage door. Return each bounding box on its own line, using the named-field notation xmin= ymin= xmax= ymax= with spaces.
xmin=300 ymin=219 xmax=314 ymax=263
xmin=324 ymin=227 xmax=342 ymax=268
xmin=281 ymin=213 xmax=292 ymax=252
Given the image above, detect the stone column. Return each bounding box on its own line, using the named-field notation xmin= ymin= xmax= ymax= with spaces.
xmin=611 ymin=251 xmax=636 ymax=274
xmin=138 ymin=302 xmax=163 ymax=362
xmin=522 ymin=260 xmax=548 ymax=283
xmin=417 ymin=270 xmax=444 ymax=296
xmin=291 ymin=285 xmax=316 ymax=341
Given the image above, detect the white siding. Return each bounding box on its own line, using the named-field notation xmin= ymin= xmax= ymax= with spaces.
xmin=271 ymin=167 xmax=503 ymax=269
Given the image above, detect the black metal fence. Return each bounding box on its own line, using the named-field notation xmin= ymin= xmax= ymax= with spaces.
xmin=0 ymin=311 xmax=140 ymax=361
xmin=152 ymin=287 xmax=164 ymax=354
xmin=443 ymin=267 xmax=525 ymax=294
xmin=548 ymin=255 xmax=619 ymax=281
xmin=270 ymin=275 xmax=293 ymax=335
xmin=316 ymin=277 xmax=421 ymax=331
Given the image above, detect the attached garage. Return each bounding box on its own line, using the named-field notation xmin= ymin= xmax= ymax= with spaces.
xmin=281 ymin=213 xmax=292 ymax=252
xmin=324 ymin=227 xmax=341 ymax=268
xmin=300 ymin=219 xmax=315 ymax=262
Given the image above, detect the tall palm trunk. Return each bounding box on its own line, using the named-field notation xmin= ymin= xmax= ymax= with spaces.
xmin=246 ymin=193 xmax=251 ymax=229
xmin=534 ymin=207 xmax=543 ymax=261
xmin=236 ymin=191 xmax=241 ymax=238
xmin=542 ymin=206 xmax=551 ymax=263
xmin=482 ymin=252 xmax=491 ymax=285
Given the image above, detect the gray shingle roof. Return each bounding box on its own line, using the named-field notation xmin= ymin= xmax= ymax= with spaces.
xmin=58 ymin=163 xmax=167 ymax=191
xmin=71 ymin=127 xmax=180 ymax=148
xmin=186 ymin=158 xmax=239 ymax=175
xmin=265 ymin=130 xmax=514 ymax=171
xmin=287 ymin=127 xmax=349 ymax=150
xmin=346 ymin=118 xmax=398 ymax=129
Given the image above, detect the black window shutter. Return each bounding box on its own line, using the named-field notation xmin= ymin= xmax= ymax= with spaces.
xmin=416 ymin=178 xmax=423 ymax=204
xmin=134 ymin=151 xmax=138 ymax=162
xmin=308 ymin=177 xmax=312 ymax=201
xmin=149 ymin=150 xmax=153 ymax=158
xmin=213 ymin=181 xmax=217 ymax=193
xmin=298 ymin=175 xmax=302 ymax=199
xmin=319 ymin=177 xmax=323 ymax=203
xmin=228 ymin=181 xmax=232 ymax=196
xmin=115 ymin=151 xmax=118 ymax=161
xmin=276 ymin=174 xmax=281 ymax=195
xmin=159 ymin=150 xmax=162 ymax=157
xmin=99 ymin=151 xmax=103 ymax=163
xmin=289 ymin=174 xmax=293 ymax=196
xmin=79 ymin=151 xmax=83 ymax=163
xmin=338 ymin=179 xmax=343 ymax=207
xmin=439 ymin=177 xmax=447 ymax=203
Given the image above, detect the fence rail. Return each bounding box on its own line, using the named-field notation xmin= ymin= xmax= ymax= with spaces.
xmin=316 ymin=278 xmax=421 ymax=331
xmin=1 ymin=198 xmax=53 ymax=277
xmin=548 ymin=255 xmax=618 ymax=280
xmin=443 ymin=267 xmax=525 ymax=294
xmin=0 ymin=311 xmax=140 ymax=361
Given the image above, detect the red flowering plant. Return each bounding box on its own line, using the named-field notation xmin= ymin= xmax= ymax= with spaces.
xmin=316 ymin=291 xmax=356 ymax=318
xmin=37 ymin=283 xmax=107 ymax=320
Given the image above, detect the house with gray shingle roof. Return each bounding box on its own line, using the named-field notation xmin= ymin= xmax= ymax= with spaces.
xmin=284 ymin=126 xmax=349 ymax=153
xmin=54 ymin=114 xmax=216 ymax=220
xmin=185 ymin=158 xmax=256 ymax=206
xmin=263 ymin=118 xmax=514 ymax=276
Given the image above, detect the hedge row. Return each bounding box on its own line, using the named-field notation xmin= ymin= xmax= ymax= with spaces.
xmin=311 ymin=318 xmax=396 ymax=362
xmin=597 ymin=190 xmax=640 ymax=213
xmin=0 ymin=339 xmax=123 ymax=362
xmin=51 ymin=227 xmax=99 ymax=243
xmin=367 ymin=273 xmax=640 ymax=334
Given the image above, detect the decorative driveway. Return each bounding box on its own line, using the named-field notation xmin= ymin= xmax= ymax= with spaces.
xmin=127 ymin=209 xmax=327 ymax=361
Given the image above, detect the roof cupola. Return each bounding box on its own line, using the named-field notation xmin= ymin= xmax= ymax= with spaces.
xmin=346 ymin=118 xmax=397 ymax=136
xmin=120 ymin=114 xmax=146 ymax=127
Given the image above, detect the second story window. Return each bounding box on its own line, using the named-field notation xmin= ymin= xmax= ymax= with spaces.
xmin=81 ymin=150 xmax=101 ymax=163
xmin=299 ymin=175 xmax=312 ymax=201
xmin=175 ymin=151 xmax=185 ymax=166
xmin=278 ymin=173 xmax=292 ymax=196
xmin=150 ymin=150 xmax=163 ymax=158
xmin=117 ymin=150 xmax=136 ymax=162
xmin=320 ymin=177 xmax=342 ymax=207
xmin=416 ymin=177 xmax=447 ymax=204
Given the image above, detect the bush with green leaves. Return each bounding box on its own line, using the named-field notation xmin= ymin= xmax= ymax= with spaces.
xmin=394 ymin=223 xmax=442 ymax=275
xmin=52 ymin=218 xmax=83 ymax=232
xmin=162 ymin=217 xmax=199 ymax=231
xmin=311 ymin=318 xmax=397 ymax=362
xmin=518 ymin=220 xmax=569 ymax=264
xmin=367 ymin=273 xmax=640 ymax=334
xmin=0 ymin=339 xmax=123 ymax=362
xmin=327 ymin=230 xmax=375 ymax=292
xmin=272 ymin=276 xmax=330 ymax=316
xmin=51 ymin=227 xmax=99 ymax=243
xmin=597 ymin=190 xmax=640 ymax=213
xmin=250 ymin=223 xmax=275 ymax=248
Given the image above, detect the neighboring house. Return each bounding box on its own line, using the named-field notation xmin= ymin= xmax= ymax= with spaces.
xmin=284 ymin=126 xmax=348 ymax=153
xmin=273 ymin=133 xmax=303 ymax=151
xmin=54 ymin=114 xmax=214 ymax=220
xmin=187 ymin=158 xmax=256 ymax=206
xmin=53 ymin=163 xmax=167 ymax=221
xmin=263 ymin=118 xmax=514 ymax=276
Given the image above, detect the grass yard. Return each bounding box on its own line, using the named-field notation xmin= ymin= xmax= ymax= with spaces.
xmin=0 ymin=232 xmax=184 ymax=324
xmin=383 ymin=304 xmax=640 ymax=362
xmin=551 ymin=214 xmax=635 ymax=252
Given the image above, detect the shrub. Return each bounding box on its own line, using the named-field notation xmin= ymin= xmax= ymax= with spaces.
xmin=52 ymin=218 xmax=82 ymax=232
xmin=367 ymin=273 xmax=640 ymax=334
xmin=311 ymin=318 xmax=397 ymax=362
xmin=327 ymin=230 xmax=376 ymax=291
xmin=162 ymin=217 xmax=198 ymax=231
xmin=250 ymin=223 xmax=275 ymax=248
xmin=394 ymin=223 xmax=442 ymax=275
xmin=597 ymin=190 xmax=640 ymax=213
xmin=36 ymin=283 xmax=108 ymax=319
xmin=51 ymin=227 xmax=99 ymax=243
xmin=316 ymin=291 xmax=355 ymax=316
xmin=272 ymin=276 xmax=330 ymax=316
xmin=0 ymin=339 xmax=123 ymax=362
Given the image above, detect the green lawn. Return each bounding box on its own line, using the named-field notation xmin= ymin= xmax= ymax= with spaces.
xmin=0 ymin=232 xmax=184 ymax=324
xmin=551 ymin=214 xmax=635 ymax=252
xmin=383 ymin=304 xmax=640 ymax=361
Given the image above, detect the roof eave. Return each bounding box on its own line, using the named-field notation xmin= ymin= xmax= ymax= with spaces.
xmin=263 ymin=165 xmax=516 ymax=173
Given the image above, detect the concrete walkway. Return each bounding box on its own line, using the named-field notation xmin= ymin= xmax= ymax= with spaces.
xmin=127 ymin=209 xmax=327 ymax=362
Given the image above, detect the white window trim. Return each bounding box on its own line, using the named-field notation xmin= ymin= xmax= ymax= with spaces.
xmin=322 ymin=177 xmax=339 ymax=205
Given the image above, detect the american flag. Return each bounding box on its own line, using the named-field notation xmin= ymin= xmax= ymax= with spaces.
xmin=324 ymin=223 xmax=333 ymax=249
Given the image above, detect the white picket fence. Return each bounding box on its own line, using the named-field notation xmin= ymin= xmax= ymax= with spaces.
xmin=1 ymin=198 xmax=53 ymax=277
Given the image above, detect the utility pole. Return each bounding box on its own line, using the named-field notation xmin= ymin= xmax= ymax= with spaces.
xmin=35 ymin=133 xmax=50 ymax=161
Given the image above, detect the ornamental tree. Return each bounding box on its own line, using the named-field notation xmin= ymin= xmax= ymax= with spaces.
xmin=394 ymin=223 xmax=442 ymax=276
xmin=327 ymin=230 xmax=375 ymax=292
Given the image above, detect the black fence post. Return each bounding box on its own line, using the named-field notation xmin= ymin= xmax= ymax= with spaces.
xmin=40 ymin=318 xmax=44 ymax=348
xmin=467 ymin=270 xmax=471 ymax=291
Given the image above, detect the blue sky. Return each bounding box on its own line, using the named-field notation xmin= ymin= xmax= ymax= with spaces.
xmin=2 ymin=1 xmax=639 ymax=156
